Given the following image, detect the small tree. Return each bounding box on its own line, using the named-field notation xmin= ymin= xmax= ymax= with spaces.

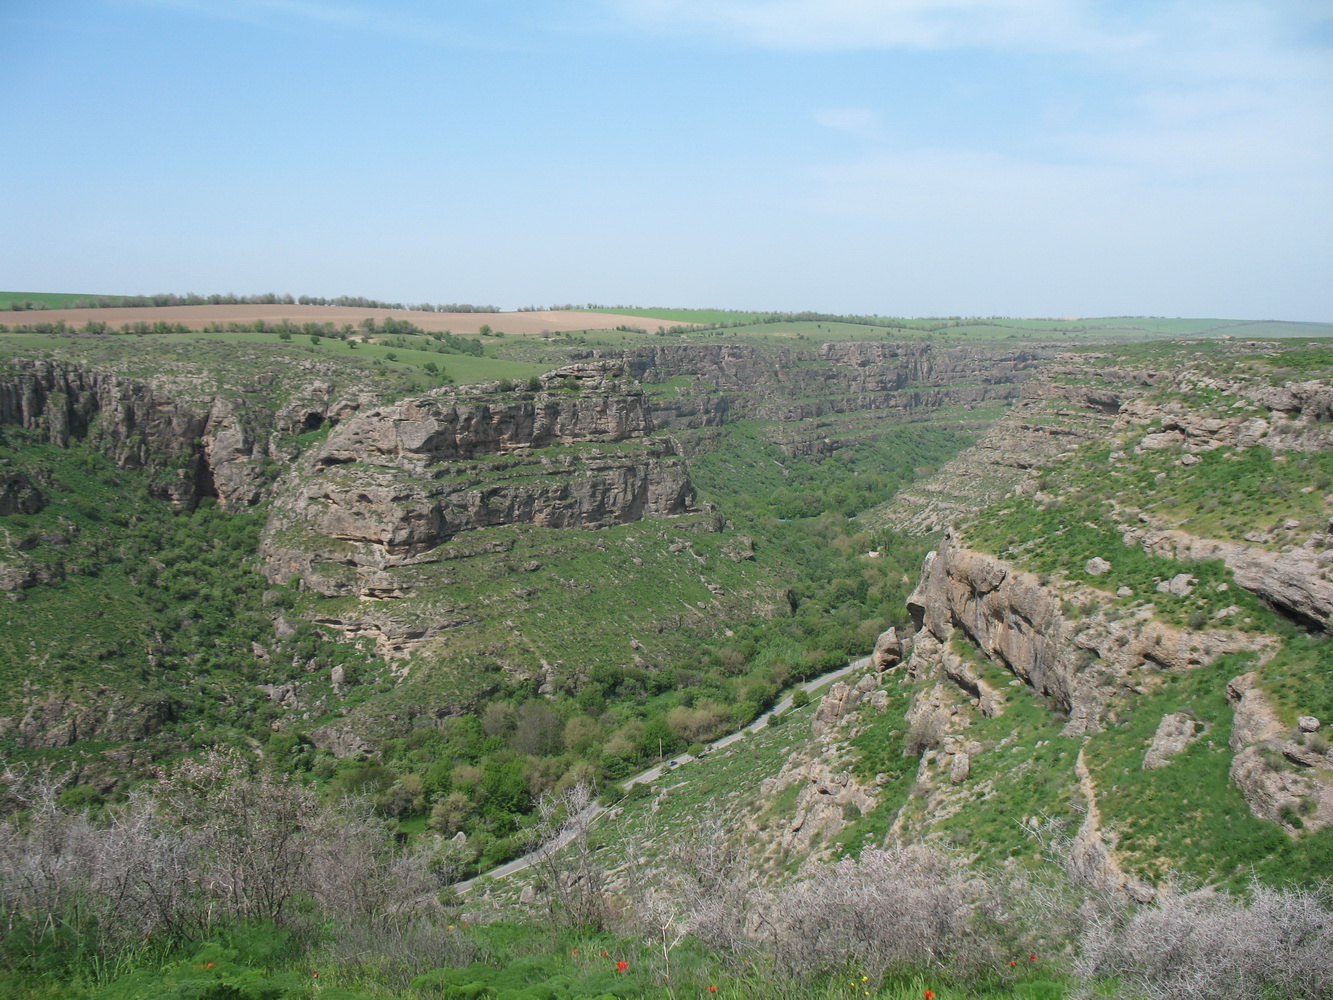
xmin=528 ymin=781 xmax=606 ymax=930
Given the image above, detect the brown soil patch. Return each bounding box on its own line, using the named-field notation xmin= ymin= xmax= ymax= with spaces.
xmin=0 ymin=305 xmax=692 ymax=337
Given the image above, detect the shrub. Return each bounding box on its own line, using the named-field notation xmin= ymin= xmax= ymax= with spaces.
xmin=1075 ymin=881 xmax=1333 ymax=1000
xmin=763 ymin=847 xmax=1003 ymax=981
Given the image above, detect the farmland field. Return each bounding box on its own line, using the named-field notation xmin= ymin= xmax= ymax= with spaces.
xmin=0 ymin=303 xmax=698 ymax=337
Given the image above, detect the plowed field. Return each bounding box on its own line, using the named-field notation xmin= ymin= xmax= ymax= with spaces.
xmin=0 ymin=306 xmax=691 ymax=336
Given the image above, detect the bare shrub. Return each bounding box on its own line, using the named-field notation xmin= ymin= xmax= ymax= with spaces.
xmin=528 ymin=781 xmax=607 ymax=930
xmin=904 ymin=707 xmax=950 ymax=756
xmin=0 ymin=755 xmax=440 ymax=967
xmin=306 ymin=799 xmax=439 ymax=925
xmin=160 ymin=757 xmax=318 ymax=925
xmin=761 ymin=847 xmax=999 ymax=982
xmin=664 ymin=813 xmax=765 ymax=957
xmin=1075 ymin=881 xmax=1333 ymax=1000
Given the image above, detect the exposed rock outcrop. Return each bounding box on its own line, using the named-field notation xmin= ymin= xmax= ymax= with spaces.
xmin=1122 ymin=378 xmax=1333 ymax=455
xmin=0 ymin=358 xmax=359 ymax=508
xmin=0 ymin=469 xmax=43 ymax=515
xmin=906 ymin=532 xmax=1267 ymax=736
xmin=261 ymin=379 xmax=697 ymax=597
xmin=870 ymin=627 xmax=904 ymax=672
xmin=0 ymin=690 xmax=176 ymax=748
xmin=1225 ymin=673 xmax=1333 ymax=835
xmin=752 ymin=756 xmax=879 ymax=860
xmin=1127 ymin=527 xmax=1333 ymax=631
xmin=577 ymin=342 xmax=1054 ymax=428
xmin=1142 ymin=712 xmax=1203 ymax=770
xmin=313 ymin=365 xmax=651 ymax=469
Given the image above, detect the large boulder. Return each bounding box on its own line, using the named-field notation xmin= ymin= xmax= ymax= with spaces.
xmin=870 ymin=627 xmax=904 ymax=671
xmin=1143 ymin=713 xmax=1202 ymax=770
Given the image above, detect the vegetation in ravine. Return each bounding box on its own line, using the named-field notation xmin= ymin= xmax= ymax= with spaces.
xmin=0 ymin=390 xmax=974 ymax=878
xmin=0 ymin=430 xmax=389 ymax=770
xmin=271 ymin=417 xmax=965 ymax=872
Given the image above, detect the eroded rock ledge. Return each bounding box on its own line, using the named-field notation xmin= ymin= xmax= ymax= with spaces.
xmin=905 ymin=531 xmax=1266 ymax=736
xmin=260 ymin=367 xmax=697 ymax=594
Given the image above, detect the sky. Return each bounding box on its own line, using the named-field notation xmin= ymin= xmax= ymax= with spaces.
xmin=1 ymin=0 xmax=1330 ymax=319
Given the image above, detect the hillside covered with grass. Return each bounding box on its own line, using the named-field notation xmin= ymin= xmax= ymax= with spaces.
xmin=1 ymin=313 xmax=1330 ymax=999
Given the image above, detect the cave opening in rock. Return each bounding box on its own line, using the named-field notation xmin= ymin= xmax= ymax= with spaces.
xmin=192 ymin=453 xmax=219 ymax=501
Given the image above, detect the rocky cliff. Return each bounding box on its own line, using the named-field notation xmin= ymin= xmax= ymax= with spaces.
xmin=0 ymin=357 xmax=365 ymax=508
xmin=260 ymin=362 xmax=696 ymax=599
xmin=905 ymin=532 xmax=1272 ymax=736
xmin=578 ymin=342 xmax=1055 ymax=427
xmin=754 ymin=342 xmax=1332 ymax=886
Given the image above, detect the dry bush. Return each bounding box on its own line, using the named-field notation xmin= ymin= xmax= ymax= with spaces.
xmin=528 ymin=781 xmax=607 ymax=930
xmin=306 ymin=799 xmax=439 ymax=925
xmin=663 ymin=813 xmax=765 ymax=958
xmin=0 ymin=756 xmax=439 ymax=966
xmin=1075 ymin=880 xmax=1333 ymax=1000
xmin=158 ymin=756 xmax=319 ymax=926
xmin=760 ymin=847 xmax=1002 ymax=982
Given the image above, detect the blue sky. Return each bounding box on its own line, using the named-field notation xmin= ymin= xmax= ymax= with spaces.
xmin=2 ymin=0 xmax=1329 ymax=319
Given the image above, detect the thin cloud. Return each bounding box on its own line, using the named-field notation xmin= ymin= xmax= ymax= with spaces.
xmin=611 ymin=0 xmax=1143 ymax=53
xmin=123 ymin=0 xmax=525 ymax=48
xmin=814 ymin=107 xmax=884 ymax=141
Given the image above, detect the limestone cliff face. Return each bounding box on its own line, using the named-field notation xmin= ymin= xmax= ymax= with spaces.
xmin=0 ymin=689 xmax=176 ymax=749
xmin=0 ymin=358 xmax=358 ymax=507
xmin=0 ymin=358 xmax=222 ymax=504
xmin=905 ymin=532 xmax=1265 ymax=736
xmin=1225 ymin=674 xmax=1333 ymax=835
xmin=577 ymin=342 xmax=1054 ymax=426
xmin=1127 ymin=527 xmax=1333 ymax=631
xmin=0 ymin=468 xmax=43 ymax=515
xmin=262 ymin=445 xmax=693 ymax=592
xmin=261 ymin=367 xmax=696 ymax=595
xmin=313 ymin=365 xmax=655 ymax=469
xmin=816 ymin=342 xmax=1048 ymax=387
xmin=1121 ymin=377 xmax=1333 ymax=455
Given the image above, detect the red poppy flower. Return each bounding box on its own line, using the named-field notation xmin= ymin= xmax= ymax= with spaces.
xmin=617 ymin=960 xmax=629 ymax=972
xmin=1009 ymin=960 xmax=1017 ymax=967
xmin=601 ymin=950 xmax=609 ymax=957
xmin=1029 ymin=953 xmax=1038 ymax=962
xmin=206 ymin=963 xmax=214 ymax=969
xmin=923 ymin=992 xmax=935 ymax=1000
xmin=709 ymin=987 xmax=718 ymax=994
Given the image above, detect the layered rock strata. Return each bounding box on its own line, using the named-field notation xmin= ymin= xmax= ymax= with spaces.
xmin=260 ymin=367 xmax=696 ymax=594
xmin=905 ymin=531 xmax=1267 ymax=736
xmin=0 ymin=358 xmax=361 ymax=508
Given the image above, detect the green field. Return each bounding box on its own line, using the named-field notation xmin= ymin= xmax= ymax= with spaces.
xmin=581 ymin=307 xmax=770 ymax=325
xmin=0 ymin=290 xmax=130 ymax=309
xmin=0 ymin=328 xmax=551 ymax=387
xmin=577 ymin=310 xmax=1333 ymax=347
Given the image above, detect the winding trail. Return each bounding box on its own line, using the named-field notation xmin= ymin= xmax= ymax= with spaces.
xmin=455 ymin=655 xmax=870 ymax=892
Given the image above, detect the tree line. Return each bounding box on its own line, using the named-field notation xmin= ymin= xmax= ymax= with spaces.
xmin=4 ymin=292 xmax=500 ymax=313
